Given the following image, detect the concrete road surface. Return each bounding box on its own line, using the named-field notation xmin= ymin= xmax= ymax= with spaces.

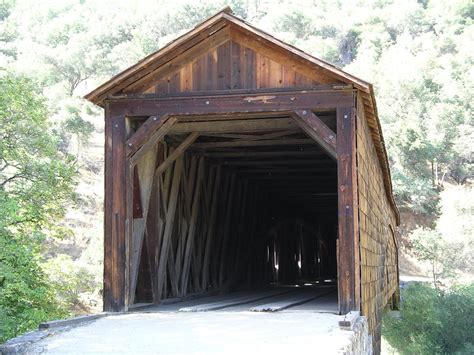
xmin=30 ymin=312 xmax=354 ymax=354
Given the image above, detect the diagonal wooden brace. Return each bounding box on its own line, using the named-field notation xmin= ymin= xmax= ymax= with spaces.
xmin=127 ymin=115 xmax=177 ymax=163
xmin=290 ymin=109 xmax=337 ymax=160
xmin=155 ymin=132 xmax=200 ymax=175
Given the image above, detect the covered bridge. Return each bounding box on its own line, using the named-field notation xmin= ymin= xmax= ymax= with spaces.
xmin=85 ymin=8 xmax=400 ymax=353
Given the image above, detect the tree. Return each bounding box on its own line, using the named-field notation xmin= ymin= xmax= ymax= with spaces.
xmin=0 ymin=0 xmax=18 ymax=61
xmin=346 ymin=0 xmax=473 ymax=213
xmin=0 ymin=71 xmax=77 ymax=341
xmin=0 ymin=71 xmax=77 ymax=232
xmin=409 ymin=228 xmax=459 ymax=286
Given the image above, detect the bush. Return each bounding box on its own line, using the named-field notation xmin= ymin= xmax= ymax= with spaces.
xmin=0 ymin=233 xmax=69 ymax=343
xmin=383 ymin=282 xmax=474 ymax=354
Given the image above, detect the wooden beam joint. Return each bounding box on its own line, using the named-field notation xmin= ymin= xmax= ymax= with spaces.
xmin=156 ymin=132 xmax=200 ymax=175
xmin=290 ymin=109 xmax=336 ymax=159
xmin=128 ymin=115 xmax=178 ymax=163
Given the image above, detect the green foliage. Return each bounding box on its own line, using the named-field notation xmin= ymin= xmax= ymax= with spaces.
xmin=274 ymin=8 xmax=315 ymax=39
xmin=0 ymin=232 xmax=68 ymax=343
xmin=0 ymin=0 xmax=17 ymax=59
xmin=62 ymin=105 xmax=94 ymax=145
xmin=383 ymin=282 xmax=474 ymax=354
xmin=0 ymin=72 xmax=77 ymax=342
xmin=366 ymin=0 xmax=474 ymax=213
xmin=42 ymin=254 xmax=98 ymax=311
xmin=437 ymin=186 xmax=474 ymax=273
xmin=408 ymin=185 xmax=474 ymax=281
xmin=0 ymin=71 xmax=77 ymax=233
xmin=409 ymin=227 xmax=461 ymax=285
xmin=58 ymin=101 xmax=95 ymax=160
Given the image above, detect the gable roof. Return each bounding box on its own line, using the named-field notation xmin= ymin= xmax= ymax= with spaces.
xmin=85 ymin=7 xmax=373 ymax=104
xmin=85 ymin=7 xmax=399 ymax=224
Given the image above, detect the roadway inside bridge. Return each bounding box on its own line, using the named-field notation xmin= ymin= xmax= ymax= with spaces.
xmin=134 ymin=282 xmax=338 ymax=313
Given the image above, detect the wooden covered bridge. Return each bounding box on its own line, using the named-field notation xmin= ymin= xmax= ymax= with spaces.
xmin=85 ymin=8 xmax=399 ymax=353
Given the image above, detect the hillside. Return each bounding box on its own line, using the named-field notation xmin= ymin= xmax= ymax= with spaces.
xmin=1 ymin=0 xmax=472 ymax=343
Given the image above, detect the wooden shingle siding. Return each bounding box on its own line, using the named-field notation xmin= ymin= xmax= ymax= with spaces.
xmin=356 ymin=93 xmax=398 ymax=354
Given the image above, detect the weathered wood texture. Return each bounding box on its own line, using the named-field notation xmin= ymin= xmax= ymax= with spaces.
xmin=290 ymin=110 xmax=336 ymax=159
xmin=356 ymin=93 xmax=398 ymax=354
xmin=108 ymin=89 xmax=354 ymax=117
xmin=141 ymin=41 xmax=321 ymax=95
xmin=359 ymin=89 xmax=399 ymax=224
xmin=336 ymin=104 xmax=359 ymax=315
xmin=127 ymin=115 xmax=176 ymax=159
xmin=103 ymin=104 xmax=128 ymax=312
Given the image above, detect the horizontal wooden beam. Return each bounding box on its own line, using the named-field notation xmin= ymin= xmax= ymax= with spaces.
xmin=237 ymin=170 xmax=336 ymax=177
xmin=111 ymin=85 xmax=349 ymax=100
xmin=170 ymin=118 xmax=296 ymax=134
xmin=261 ymin=188 xmax=337 ymax=194
xmin=246 ymin=176 xmax=336 ymax=181
xmin=107 ymin=89 xmax=354 ymax=117
xmin=177 ymin=112 xmax=291 ymax=122
xmin=219 ymin=159 xmax=332 ymax=166
xmin=258 ymin=184 xmax=336 ymax=190
xmin=260 ymin=184 xmax=336 ymax=189
xmin=199 ymin=150 xmax=325 ymax=158
xmin=290 ymin=110 xmax=337 ymax=159
xmin=195 ymin=129 xmax=302 ymax=141
xmin=260 ymin=190 xmax=336 ymax=196
xmin=233 ymin=129 xmax=301 ymax=141
xmin=252 ymin=179 xmax=336 ymax=185
xmin=283 ymin=193 xmax=337 ymax=197
xmin=192 ymin=138 xmax=314 ymax=149
xmin=234 ymin=167 xmax=335 ymax=173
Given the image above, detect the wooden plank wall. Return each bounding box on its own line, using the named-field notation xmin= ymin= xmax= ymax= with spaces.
xmin=356 ymin=93 xmax=398 ymax=354
xmin=146 ymin=41 xmax=319 ymax=94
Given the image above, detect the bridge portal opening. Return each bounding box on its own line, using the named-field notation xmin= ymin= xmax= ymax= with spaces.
xmin=129 ymin=111 xmax=339 ymax=312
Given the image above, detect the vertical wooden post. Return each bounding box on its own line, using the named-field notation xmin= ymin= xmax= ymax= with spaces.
xmin=337 ymin=104 xmax=360 ymax=314
xmin=104 ymin=102 xmax=128 ymax=312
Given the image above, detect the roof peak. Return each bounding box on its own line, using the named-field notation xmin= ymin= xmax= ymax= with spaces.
xmin=85 ymin=8 xmax=370 ymax=106
xmin=220 ymin=5 xmax=233 ymax=15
